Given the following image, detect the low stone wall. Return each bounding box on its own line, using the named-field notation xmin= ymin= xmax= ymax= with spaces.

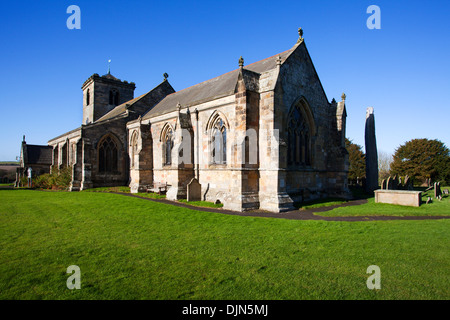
xmin=374 ymin=190 xmax=422 ymax=207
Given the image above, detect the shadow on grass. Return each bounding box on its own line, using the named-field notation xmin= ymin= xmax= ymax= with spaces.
xmin=293 ymin=186 xmax=373 ymax=210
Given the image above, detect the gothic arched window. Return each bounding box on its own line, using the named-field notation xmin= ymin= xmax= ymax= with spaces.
xmin=163 ymin=127 xmax=173 ymax=166
xmin=287 ymin=104 xmax=312 ymax=166
xmin=109 ymin=90 xmax=120 ymax=106
xmin=98 ymin=136 xmax=119 ymax=173
xmin=211 ymin=118 xmax=227 ymax=165
xmin=130 ymin=131 xmax=138 ymax=169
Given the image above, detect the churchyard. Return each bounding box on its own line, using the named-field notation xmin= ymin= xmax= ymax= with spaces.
xmin=0 ymin=187 xmax=448 ymax=300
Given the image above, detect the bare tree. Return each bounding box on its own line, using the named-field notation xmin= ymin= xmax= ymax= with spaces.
xmin=378 ymin=150 xmax=393 ymax=184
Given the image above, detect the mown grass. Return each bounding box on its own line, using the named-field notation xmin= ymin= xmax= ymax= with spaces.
xmin=178 ymin=199 xmax=224 ymax=208
xmin=83 ymin=186 xmax=131 ymax=193
xmin=318 ymin=187 xmax=450 ymax=217
xmin=0 ymin=183 xmax=14 ymax=187
xmin=296 ymin=198 xmax=348 ymax=210
xmin=0 ymin=189 xmax=448 ymax=300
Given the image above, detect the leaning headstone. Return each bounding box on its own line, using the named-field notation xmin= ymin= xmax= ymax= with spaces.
xmin=434 ymin=182 xmax=442 ymax=198
xmin=364 ymin=107 xmax=379 ymax=193
xmin=386 ymin=176 xmax=393 ymax=190
xmin=397 ymin=176 xmax=403 ymax=189
xmin=187 ymin=178 xmax=202 ymax=202
xmin=381 ymin=179 xmax=386 ymax=190
xmin=443 ymin=189 xmax=449 ymax=195
xmin=392 ymin=175 xmax=399 ymax=190
xmin=404 ymin=175 xmax=413 ymax=191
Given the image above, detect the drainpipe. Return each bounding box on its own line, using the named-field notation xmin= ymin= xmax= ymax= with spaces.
xmin=195 ymin=108 xmax=199 ymax=180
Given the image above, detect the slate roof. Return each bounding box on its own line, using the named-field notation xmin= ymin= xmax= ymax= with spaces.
xmin=96 ymin=92 xmax=147 ymax=122
xmin=97 ymin=80 xmax=173 ymax=122
xmin=48 ymin=127 xmax=81 ymax=143
xmin=25 ymin=144 xmax=53 ymax=165
xmin=142 ymin=47 xmax=295 ymax=120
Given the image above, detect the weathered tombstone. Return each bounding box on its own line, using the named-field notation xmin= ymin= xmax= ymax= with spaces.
xmin=397 ymin=176 xmax=403 ymax=189
xmin=386 ymin=176 xmax=393 ymax=190
xmin=364 ymin=107 xmax=379 ymax=192
xmin=404 ymin=175 xmax=413 ymax=191
xmin=392 ymin=175 xmax=399 ymax=190
xmin=187 ymin=178 xmax=202 ymax=202
xmin=444 ymin=189 xmax=449 ymax=195
xmin=434 ymin=182 xmax=442 ymax=198
xmin=381 ymin=179 xmax=386 ymax=190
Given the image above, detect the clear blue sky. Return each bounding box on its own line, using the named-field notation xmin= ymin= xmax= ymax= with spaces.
xmin=1 ymin=0 xmax=449 ymax=161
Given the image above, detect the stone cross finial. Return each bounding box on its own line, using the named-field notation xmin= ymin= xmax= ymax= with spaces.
xmin=341 ymin=93 xmax=346 ymax=101
xmin=177 ymin=102 xmax=181 ymax=111
xmin=238 ymin=56 xmax=244 ymax=68
xmin=163 ymin=72 xmax=169 ymax=81
xmin=276 ymin=55 xmax=282 ymax=66
xmin=297 ymin=27 xmax=304 ymax=43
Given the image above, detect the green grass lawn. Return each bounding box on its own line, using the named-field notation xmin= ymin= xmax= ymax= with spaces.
xmin=317 ymin=187 xmax=450 ymax=217
xmin=178 ymin=199 xmax=224 ymax=208
xmin=296 ymin=198 xmax=348 ymax=210
xmin=0 ymin=189 xmax=448 ymax=300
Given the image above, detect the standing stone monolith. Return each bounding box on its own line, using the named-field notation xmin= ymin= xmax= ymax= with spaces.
xmin=365 ymin=107 xmax=379 ymax=192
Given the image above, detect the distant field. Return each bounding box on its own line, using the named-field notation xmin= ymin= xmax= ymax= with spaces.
xmin=0 ymin=189 xmax=448 ymax=300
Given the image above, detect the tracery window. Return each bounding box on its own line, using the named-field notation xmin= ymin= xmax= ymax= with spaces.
xmin=98 ymin=136 xmax=119 ymax=173
xmin=211 ymin=118 xmax=227 ymax=165
xmin=287 ymin=104 xmax=311 ymax=166
xmin=163 ymin=126 xmax=173 ymax=166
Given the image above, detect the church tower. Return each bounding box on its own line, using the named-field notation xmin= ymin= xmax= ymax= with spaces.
xmin=81 ymin=72 xmax=136 ymax=124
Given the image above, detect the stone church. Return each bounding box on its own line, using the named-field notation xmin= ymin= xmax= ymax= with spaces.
xmin=47 ymin=29 xmax=350 ymax=212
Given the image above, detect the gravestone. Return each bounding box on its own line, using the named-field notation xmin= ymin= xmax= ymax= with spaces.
xmin=434 ymin=182 xmax=442 ymax=198
xmin=392 ymin=175 xmax=399 ymax=190
xmin=443 ymin=189 xmax=449 ymax=195
xmin=187 ymin=178 xmax=202 ymax=202
xmin=404 ymin=175 xmax=413 ymax=191
xmin=397 ymin=176 xmax=402 ymax=189
xmin=381 ymin=179 xmax=386 ymax=190
xmin=386 ymin=176 xmax=393 ymax=190
xmin=364 ymin=107 xmax=379 ymax=192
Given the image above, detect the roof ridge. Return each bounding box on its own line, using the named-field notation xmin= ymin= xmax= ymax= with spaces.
xmin=163 ymin=47 xmax=293 ymax=102
xmin=245 ymin=47 xmax=294 ymax=69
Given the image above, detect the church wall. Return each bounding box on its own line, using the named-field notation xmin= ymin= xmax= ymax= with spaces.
xmin=277 ymin=43 xmax=349 ymax=201
xmin=92 ymin=81 xmax=134 ymax=122
xmin=82 ymin=118 xmax=130 ymax=188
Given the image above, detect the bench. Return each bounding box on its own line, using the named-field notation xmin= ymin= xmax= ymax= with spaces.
xmin=145 ymin=182 xmax=169 ymax=195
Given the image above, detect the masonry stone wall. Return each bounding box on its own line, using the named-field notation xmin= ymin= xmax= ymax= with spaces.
xmin=82 ymin=74 xmax=136 ymax=124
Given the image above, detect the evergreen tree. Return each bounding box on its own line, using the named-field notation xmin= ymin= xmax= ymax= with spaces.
xmin=390 ymin=138 xmax=450 ymax=184
xmin=345 ymin=138 xmax=366 ymax=182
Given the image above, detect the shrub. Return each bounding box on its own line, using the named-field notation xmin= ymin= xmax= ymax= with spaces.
xmin=33 ymin=166 xmax=73 ymax=190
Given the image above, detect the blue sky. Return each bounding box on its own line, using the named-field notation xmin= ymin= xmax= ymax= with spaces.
xmin=0 ymin=0 xmax=449 ymax=160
